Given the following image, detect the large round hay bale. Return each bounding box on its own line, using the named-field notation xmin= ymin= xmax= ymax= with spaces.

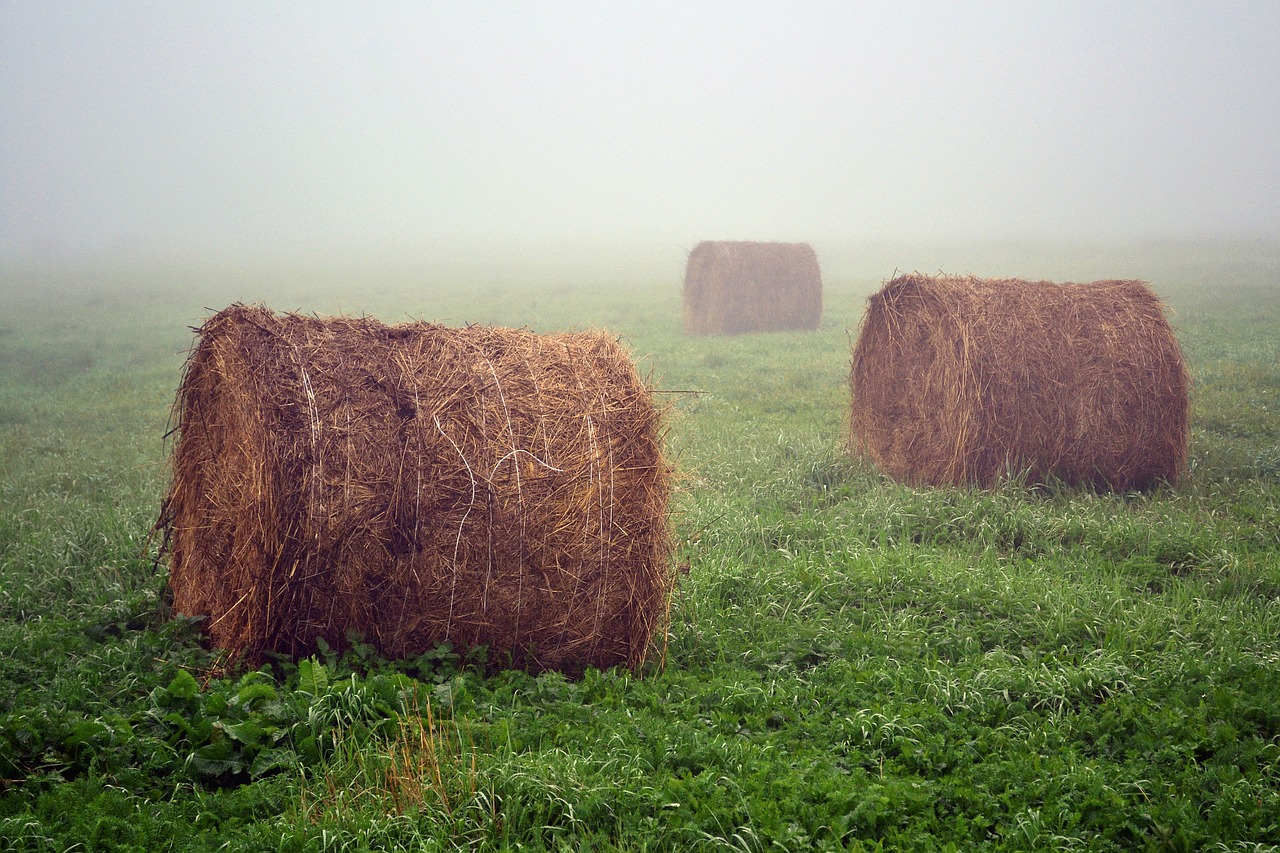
xmin=848 ymin=274 xmax=1189 ymax=491
xmin=157 ymin=304 xmax=674 ymax=673
xmin=683 ymin=240 xmax=822 ymax=335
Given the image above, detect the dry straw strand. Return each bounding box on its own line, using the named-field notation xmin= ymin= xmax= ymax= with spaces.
xmin=848 ymin=274 xmax=1190 ymax=491
xmin=683 ymin=240 xmax=823 ymax=335
xmin=157 ymin=304 xmax=674 ymax=674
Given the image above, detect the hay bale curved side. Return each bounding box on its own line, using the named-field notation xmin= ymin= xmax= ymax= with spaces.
xmin=159 ymin=304 xmax=674 ymax=673
xmin=683 ymin=240 xmax=823 ymax=335
xmin=848 ymin=274 xmax=1189 ymax=491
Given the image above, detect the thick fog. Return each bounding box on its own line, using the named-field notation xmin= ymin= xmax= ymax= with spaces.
xmin=2 ymin=2 xmax=1278 ymax=263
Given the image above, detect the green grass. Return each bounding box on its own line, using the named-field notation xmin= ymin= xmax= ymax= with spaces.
xmin=1 ymin=243 xmax=1279 ymax=851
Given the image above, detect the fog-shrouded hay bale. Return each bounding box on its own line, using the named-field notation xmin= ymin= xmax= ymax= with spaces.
xmin=848 ymin=274 xmax=1189 ymax=491
xmin=157 ymin=304 xmax=674 ymax=674
xmin=683 ymin=240 xmax=822 ymax=335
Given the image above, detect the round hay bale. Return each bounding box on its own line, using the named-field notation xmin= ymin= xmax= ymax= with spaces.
xmin=848 ymin=274 xmax=1190 ymax=491
xmin=157 ymin=304 xmax=674 ymax=674
xmin=683 ymin=240 xmax=823 ymax=335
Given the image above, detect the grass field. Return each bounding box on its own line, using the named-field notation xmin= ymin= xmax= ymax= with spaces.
xmin=1 ymin=240 xmax=1278 ymax=851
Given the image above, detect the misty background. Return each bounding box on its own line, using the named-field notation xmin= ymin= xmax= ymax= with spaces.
xmin=2 ymin=1 xmax=1279 ymax=270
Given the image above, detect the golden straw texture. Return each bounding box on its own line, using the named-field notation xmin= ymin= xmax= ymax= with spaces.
xmin=157 ymin=304 xmax=674 ymax=674
xmin=849 ymin=274 xmax=1190 ymax=491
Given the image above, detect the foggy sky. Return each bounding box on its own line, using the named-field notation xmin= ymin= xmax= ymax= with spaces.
xmin=2 ymin=1 xmax=1278 ymax=261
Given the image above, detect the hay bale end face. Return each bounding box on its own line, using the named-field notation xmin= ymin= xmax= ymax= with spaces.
xmin=848 ymin=274 xmax=1190 ymax=491
xmin=158 ymin=304 xmax=674 ymax=674
xmin=683 ymin=240 xmax=822 ymax=335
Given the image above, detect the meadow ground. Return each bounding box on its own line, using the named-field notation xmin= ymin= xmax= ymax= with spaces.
xmin=0 ymin=240 xmax=1278 ymax=851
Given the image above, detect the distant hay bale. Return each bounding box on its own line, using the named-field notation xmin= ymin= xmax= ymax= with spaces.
xmin=848 ymin=274 xmax=1190 ymax=491
xmin=157 ymin=304 xmax=674 ymax=674
xmin=683 ymin=240 xmax=822 ymax=335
